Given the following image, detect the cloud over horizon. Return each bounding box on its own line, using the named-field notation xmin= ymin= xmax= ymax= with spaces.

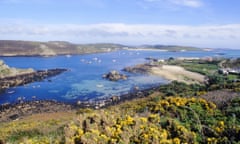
xmin=0 ymin=22 xmax=240 ymax=49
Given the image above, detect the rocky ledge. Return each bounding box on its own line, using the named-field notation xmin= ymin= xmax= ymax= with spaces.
xmin=0 ymin=68 xmax=68 ymax=93
xmin=123 ymin=64 xmax=151 ymax=74
xmin=102 ymin=70 xmax=127 ymax=81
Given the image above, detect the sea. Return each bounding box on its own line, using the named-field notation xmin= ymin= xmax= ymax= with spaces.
xmin=0 ymin=49 xmax=240 ymax=105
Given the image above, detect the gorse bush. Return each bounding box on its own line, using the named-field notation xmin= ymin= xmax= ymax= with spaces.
xmin=63 ymin=95 xmax=240 ymax=144
xmin=1 ymin=86 xmax=240 ymax=143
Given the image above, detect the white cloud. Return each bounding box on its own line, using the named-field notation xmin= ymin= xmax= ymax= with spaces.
xmin=0 ymin=22 xmax=240 ymax=48
xmin=144 ymin=0 xmax=203 ymax=8
xmin=170 ymin=0 xmax=203 ymax=8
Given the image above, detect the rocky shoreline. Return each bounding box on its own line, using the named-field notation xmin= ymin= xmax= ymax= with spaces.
xmin=0 ymin=85 xmax=159 ymax=122
xmin=75 ymin=85 xmax=159 ymax=109
xmin=0 ymin=68 xmax=68 ymax=93
xmin=123 ymin=64 xmax=152 ymax=74
xmin=0 ymin=65 xmax=158 ymax=123
xmin=0 ymin=100 xmax=73 ymax=122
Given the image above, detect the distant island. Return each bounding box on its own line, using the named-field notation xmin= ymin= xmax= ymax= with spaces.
xmin=131 ymin=44 xmax=203 ymax=51
xmin=0 ymin=40 xmax=124 ymax=56
xmin=0 ymin=40 xmax=203 ymax=56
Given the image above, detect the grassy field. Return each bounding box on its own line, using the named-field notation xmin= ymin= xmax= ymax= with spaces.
xmin=167 ymin=59 xmax=219 ymax=76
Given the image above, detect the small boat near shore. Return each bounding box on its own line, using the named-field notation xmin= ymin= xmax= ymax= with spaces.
xmin=7 ymin=90 xmax=15 ymax=94
xmin=66 ymin=54 xmax=72 ymax=58
xmin=96 ymin=84 xmax=104 ymax=88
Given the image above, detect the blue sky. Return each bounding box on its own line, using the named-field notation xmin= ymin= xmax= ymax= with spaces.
xmin=0 ymin=0 xmax=240 ymax=48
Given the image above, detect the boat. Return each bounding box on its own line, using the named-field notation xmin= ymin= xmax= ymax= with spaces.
xmin=7 ymin=90 xmax=15 ymax=94
xmin=93 ymin=57 xmax=98 ymax=61
xmin=66 ymin=54 xmax=72 ymax=58
xmin=80 ymin=59 xmax=85 ymax=62
xmin=96 ymin=84 xmax=104 ymax=88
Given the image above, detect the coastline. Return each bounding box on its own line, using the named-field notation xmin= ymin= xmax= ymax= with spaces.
xmin=0 ymin=62 xmax=206 ymax=122
xmin=0 ymin=68 xmax=68 ymax=94
xmin=0 ymin=85 xmax=160 ymax=122
xmin=150 ymin=65 xmax=205 ymax=84
xmin=125 ymin=48 xmax=168 ymax=52
xmin=124 ymin=63 xmax=205 ymax=84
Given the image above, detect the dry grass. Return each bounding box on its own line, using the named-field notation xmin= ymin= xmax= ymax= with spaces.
xmin=201 ymin=89 xmax=240 ymax=108
xmin=0 ymin=111 xmax=75 ymax=141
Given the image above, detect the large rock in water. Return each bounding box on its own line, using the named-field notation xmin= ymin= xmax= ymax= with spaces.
xmin=103 ymin=70 xmax=127 ymax=81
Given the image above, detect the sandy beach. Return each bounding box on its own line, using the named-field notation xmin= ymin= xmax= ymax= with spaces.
xmin=150 ymin=65 xmax=205 ymax=84
xmin=124 ymin=64 xmax=205 ymax=84
xmin=125 ymin=48 xmax=168 ymax=51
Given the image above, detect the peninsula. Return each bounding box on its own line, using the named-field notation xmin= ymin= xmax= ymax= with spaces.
xmin=0 ymin=60 xmax=67 ymax=93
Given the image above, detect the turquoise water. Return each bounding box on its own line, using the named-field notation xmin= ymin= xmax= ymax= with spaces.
xmin=0 ymin=49 xmax=240 ymax=104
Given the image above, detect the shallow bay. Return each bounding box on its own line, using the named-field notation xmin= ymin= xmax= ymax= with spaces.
xmin=0 ymin=49 xmax=239 ymax=104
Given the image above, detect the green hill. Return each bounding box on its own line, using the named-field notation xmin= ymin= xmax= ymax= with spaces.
xmin=0 ymin=40 xmax=124 ymax=56
xmin=0 ymin=40 xmax=205 ymax=56
xmin=138 ymin=44 xmax=202 ymax=51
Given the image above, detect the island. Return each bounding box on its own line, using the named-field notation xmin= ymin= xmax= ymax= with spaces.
xmin=0 ymin=40 xmax=204 ymax=57
xmin=0 ymin=40 xmax=125 ymax=56
xmin=102 ymin=70 xmax=127 ymax=81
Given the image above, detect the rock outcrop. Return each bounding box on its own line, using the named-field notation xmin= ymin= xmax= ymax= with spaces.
xmin=123 ymin=64 xmax=151 ymax=74
xmin=102 ymin=70 xmax=127 ymax=81
xmin=0 ymin=68 xmax=68 ymax=93
xmin=0 ymin=60 xmax=34 ymax=79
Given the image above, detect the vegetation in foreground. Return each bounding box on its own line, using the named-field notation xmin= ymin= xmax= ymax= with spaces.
xmin=0 ymin=58 xmax=240 ymax=144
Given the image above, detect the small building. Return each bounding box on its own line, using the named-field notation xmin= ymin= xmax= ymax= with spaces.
xmin=218 ymin=68 xmax=240 ymax=75
xmin=218 ymin=69 xmax=229 ymax=75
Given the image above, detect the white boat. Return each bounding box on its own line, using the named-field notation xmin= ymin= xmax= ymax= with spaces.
xmin=96 ymin=84 xmax=104 ymax=88
xmin=66 ymin=54 xmax=72 ymax=58
xmin=7 ymin=90 xmax=15 ymax=94
xmin=93 ymin=57 xmax=98 ymax=61
xmin=80 ymin=59 xmax=85 ymax=62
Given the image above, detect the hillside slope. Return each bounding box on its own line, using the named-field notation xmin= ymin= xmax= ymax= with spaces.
xmin=0 ymin=40 xmax=124 ymax=56
xmin=137 ymin=44 xmax=202 ymax=51
xmin=0 ymin=40 xmax=205 ymax=56
xmin=0 ymin=60 xmax=33 ymax=78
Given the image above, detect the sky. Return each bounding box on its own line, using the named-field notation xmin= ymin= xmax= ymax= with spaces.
xmin=0 ymin=0 xmax=240 ymax=49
